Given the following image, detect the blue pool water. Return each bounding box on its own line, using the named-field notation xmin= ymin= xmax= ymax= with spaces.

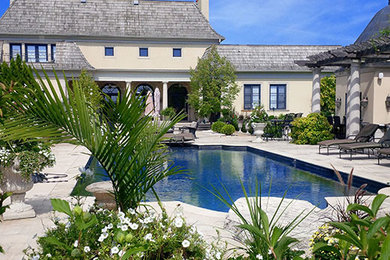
xmin=86 ymin=147 xmax=357 ymax=212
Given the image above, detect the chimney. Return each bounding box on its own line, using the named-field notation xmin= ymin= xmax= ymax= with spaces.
xmin=196 ymin=0 xmax=209 ymax=21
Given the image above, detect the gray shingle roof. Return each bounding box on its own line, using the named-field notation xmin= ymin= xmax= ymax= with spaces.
xmin=0 ymin=0 xmax=223 ymax=41
xmin=212 ymin=45 xmax=340 ymax=72
xmin=355 ymin=4 xmax=390 ymax=44
xmin=31 ymin=42 xmax=94 ymax=71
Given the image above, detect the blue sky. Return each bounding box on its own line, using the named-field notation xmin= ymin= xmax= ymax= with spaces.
xmin=0 ymin=0 xmax=386 ymax=46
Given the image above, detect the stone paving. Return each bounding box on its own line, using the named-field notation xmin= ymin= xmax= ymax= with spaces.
xmin=1 ymin=131 xmax=390 ymax=259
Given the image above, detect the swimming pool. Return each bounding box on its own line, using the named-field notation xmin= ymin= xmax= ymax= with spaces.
xmin=80 ymin=146 xmax=384 ymax=212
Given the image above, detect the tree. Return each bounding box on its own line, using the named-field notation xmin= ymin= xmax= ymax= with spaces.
xmin=1 ymin=68 xmax=184 ymax=211
xmin=73 ymin=69 xmax=103 ymax=111
xmin=188 ymin=45 xmax=239 ymax=121
xmin=320 ymin=75 xmax=336 ymax=116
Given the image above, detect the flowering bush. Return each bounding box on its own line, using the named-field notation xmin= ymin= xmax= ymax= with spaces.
xmin=25 ymin=199 xmax=227 ymax=259
xmin=309 ymin=224 xmax=342 ymax=260
xmin=0 ymin=140 xmax=55 ymax=181
xmin=290 ymin=113 xmax=333 ymax=145
xmin=249 ymin=105 xmax=268 ymax=123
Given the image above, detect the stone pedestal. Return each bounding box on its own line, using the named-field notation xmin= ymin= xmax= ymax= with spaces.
xmin=0 ymin=161 xmax=36 ymax=220
xmin=251 ymin=123 xmax=267 ymax=143
xmin=86 ymin=181 xmax=116 ymax=210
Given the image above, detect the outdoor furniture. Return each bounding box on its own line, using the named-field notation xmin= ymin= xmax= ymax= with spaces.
xmin=162 ymin=132 xmax=195 ymax=144
xmin=179 ymin=121 xmax=198 ymax=138
xmin=317 ymin=123 xmax=379 ymax=155
xmin=378 ymin=148 xmax=390 ymax=165
xmin=339 ymin=129 xmax=390 ymax=159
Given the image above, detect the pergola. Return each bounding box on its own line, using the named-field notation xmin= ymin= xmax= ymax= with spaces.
xmin=296 ymin=35 xmax=390 ymax=138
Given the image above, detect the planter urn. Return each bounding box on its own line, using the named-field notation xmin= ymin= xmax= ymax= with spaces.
xmin=251 ymin=122 xmax=267 ymax=143
xmin=0 ymin=158 xmax=36 ymax=220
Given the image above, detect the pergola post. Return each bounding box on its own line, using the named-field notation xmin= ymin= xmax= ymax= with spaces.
xmin=346 ymin=61 xmax=361 ymax=138
xmin=162 ymin=81 xmax=168 ymax=110
xmin=311 ymin=67 xmax=322 ymax=113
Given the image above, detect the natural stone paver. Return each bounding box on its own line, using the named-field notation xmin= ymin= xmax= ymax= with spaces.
xmin=1 ymin=131 xmax=390 ymax=259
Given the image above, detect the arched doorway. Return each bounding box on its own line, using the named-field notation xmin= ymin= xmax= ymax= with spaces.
xmin=168 ymin=84 xmax=188 ymax=120
xmin=102 ymin=84 xmax=120 ymax=103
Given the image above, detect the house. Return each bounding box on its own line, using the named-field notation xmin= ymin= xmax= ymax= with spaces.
xmin=0 ymin=0 xmax=338 ymax=120
xmin=297 ymin=1 xmax=390 ymax=138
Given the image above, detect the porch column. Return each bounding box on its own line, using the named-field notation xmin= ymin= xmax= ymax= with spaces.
xmin=311 ymin=67 xmax=322 ymax=113
xmin=346 ymin=61 xmax=361 ymax=138
xmin=162 ymin=81 xmax=168 ymax=110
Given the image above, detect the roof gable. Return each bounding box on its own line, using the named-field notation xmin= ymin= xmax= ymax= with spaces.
xmin=0 ymin=0 xmax=223 ymax=41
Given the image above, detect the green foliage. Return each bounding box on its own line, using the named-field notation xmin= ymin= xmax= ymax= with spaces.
xmin=263 ymin=114 xmax=287 ymax=138
xmin=312 ymin=194 xmax=390 ymax=260
xmin=241 ymin=123 xmax=247 ymax=133
xmin=25 ymin=199 xmax=227 ymax=259
xmin=188 ymin=45 xmax=239 ymax=120
xmin=211 ymin=121 xmax=226 ymax=133
xmin=290 ymin=113 xmax=333 ymax=145
xmin=220 ymin=109 xmax=239 ymax=130
xmin=0 ymin=192 xmax=11 ymax=254
xmin=161 ymin=107 xmax=176 ymax=119
xmin=0 ymin=68 xmax=184 ymax=211
xmin=249 ymin=105 xmax=268 ymax=123
xmin=320 ymin=75 xmax=336 ymax=117
xmin=0 ymin=140 xmax=55 ymax=180
xmin=73 ymin=70 xmax=103 ymax=111
xmin=210 ymin=179 xmax=309 ymax=260
xmin=221 ymin=124 xmax=235 ymax=135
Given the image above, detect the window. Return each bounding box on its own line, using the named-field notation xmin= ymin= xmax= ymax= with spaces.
xmin=244 ymin=84 xmax=261 ymax=109
xmin=51 ymin=44 xmax=56 ymax=61
xmin=10 ymin=44 xmax=22 ymax=60
xmin=139 ymin=48 xmax=148 ymax=57
xmin=269 ymin=84 xmax=286 ymax=110
xmin=173 ymin=48 xmax=182 ymax=57
xmin=105 ymin=47 xmax=114 ymax=56
xmin=25 ymin=44 xmax=47 ymax=62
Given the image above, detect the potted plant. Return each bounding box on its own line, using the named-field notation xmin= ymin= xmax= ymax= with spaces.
xmin=161 ymin=107 xmax=176 ymax=121
xmin=0 ymin=140 xmax=55 ymax=220
xmin=249 ymin=105 xmax=269 ymax=142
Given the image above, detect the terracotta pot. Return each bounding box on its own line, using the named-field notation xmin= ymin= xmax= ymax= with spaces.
xmin=0 ymin=158 xmax=36 ymax=220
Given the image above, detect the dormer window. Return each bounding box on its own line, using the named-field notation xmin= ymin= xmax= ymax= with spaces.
xmin=25 ymin=44 xmax=48 ymax=62
xmin=10 ymin=43 xmax=22 ymax=60
xmin=105 ymin=47 xmax=114 ymax=56
xmin=173 ymin=48 xmax=182 ymax=57
xmin=139 ymin=47 xmax=148 ymax=57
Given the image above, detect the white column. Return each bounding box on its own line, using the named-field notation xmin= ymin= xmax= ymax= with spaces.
xmin=125 ymin=81 xmax=132 ymax=97
xmin=162 ymin=81 xmax=168 ymax=110
xmin=347 ymin=62 xmax=361 ymax=138
xmin=345 ymin=70 xmax=351 ymax=138
xmin=311 ymin=67 xmax=322 ymax=113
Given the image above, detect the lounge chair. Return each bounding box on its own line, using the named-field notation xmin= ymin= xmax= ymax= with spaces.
xmin=318 ymin=124 xmax=379 ymax=155
xmin=378 ymin=148 xmax=390 ymax=165
xmin=162 ymin=132 xmax=195 ymax=144
xmin=339 ymin=129 xmax=390 ymax=159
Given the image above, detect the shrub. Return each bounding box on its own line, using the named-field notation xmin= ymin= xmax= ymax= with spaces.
xmin=211 ymin=121 xmax=226 ymax=133
xmin=221 ymin=124 xmax=235 ymax=135
xmin=290 ymin=113 xmax=333 ymax=145
xmin=25 ymin=199 xmax=227 ymax=259
xmin=161 ymin=107 xmax=176 ymax=119
xmin=249 ymin=105 xmax=268 ymax=123
xmin=241 ymin=123 xmax=247 ymax=133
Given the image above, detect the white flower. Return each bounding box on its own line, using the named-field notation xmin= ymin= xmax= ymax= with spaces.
xmin=32 ymin=255 xmax=40 ymax=260
xmin=163 ymin=234 xmax=167 ymax=239
xmin=118 ymin=250 xmax=125 ymax=257
xmin=189 ymin=226 xmax=196 ymax=234
xmin=73 ymin=240 xmax=78 ymax=247
xmin=121 ymin=225 xmax=128 ymax=231
xmin=102 ymin=226 xmax=108 ymax=233
xmin=111 ymin=246 xmax=119 ymax=255
xmin=174 ymin=218 xmax=183 ymax=228
xmin=118 ymin=211 xmax=125 ymax=218
xmin=215 ymin=252 xmax=221 ymax=260
xmin=256 ymin=254 xmax=263 ymax=260
xmin=98 ymin=235 xmax=105 ymax=242
xmin=117 ymin=223 xmax=122 ymax=229
xmin=45 ymin=254 xmax=52 ymax=258
xmin=65 ymin=222 xmax=71 ymax=229
xmin=130 ymin=223 xmax=139 ymax=230
xmin=107 ymin=223 xmax=113 ymax=229
xmin=144 ymin=217 xmax=153 ymax=224
xmin=84 ymin=246 xmax=91 ymax=253
xmin=102 ymin=232 xmax=108 ymax=239
xmin=182 ymin=239 xmax=190 ymax=248
xmin=128 ymin=208 xmax=136 ymax=215
xmin=144 ymin=233 xmax=153 ymax=241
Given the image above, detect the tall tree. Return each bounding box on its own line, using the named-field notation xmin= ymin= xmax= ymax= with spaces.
xmin=188 ymin=45 xmax=239 ymax=121
xmin=73 ymin=69 xmax=103 ymax=111
xmin=320 ymin=75 xmax=336 ymax=116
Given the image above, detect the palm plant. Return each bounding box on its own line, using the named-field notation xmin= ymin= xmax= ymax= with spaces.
xmin=0 ymin=68 xmax=184 ymax=211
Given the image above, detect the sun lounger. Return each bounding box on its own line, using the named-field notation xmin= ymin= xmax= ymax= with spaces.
xmin=162 ymin=132 xmax=195 ymax=144
xmin=317 ymin=124 xmax=379 ymax=155
xmin=339 ymin=129 xmax=390 ymax=159
xmin=378 ymin=148 xmax=390 ymax=165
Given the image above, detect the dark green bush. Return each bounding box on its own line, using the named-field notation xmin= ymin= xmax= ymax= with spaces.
xmin=211 ymin=121 xmax=226 ymax=133
xmin=221 ymin=124 xmax=236 ymax=135
xmin=241 ymin=123 xmax=247 ymax=133
xmin=290 ymin=113 xmax=333 ymax=145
